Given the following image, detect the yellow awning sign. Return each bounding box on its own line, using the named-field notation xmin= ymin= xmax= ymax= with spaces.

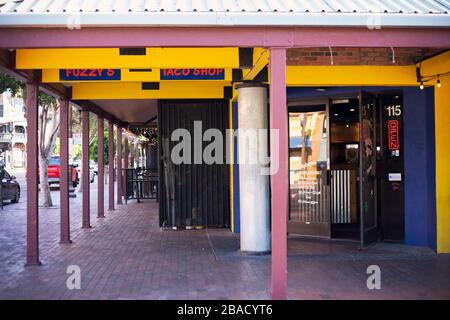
xmin=16 ymin=48 xmax=239 ymax=69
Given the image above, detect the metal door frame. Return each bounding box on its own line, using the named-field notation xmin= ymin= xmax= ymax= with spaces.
xmin=358 ymin=91 xmax=379 ymax=248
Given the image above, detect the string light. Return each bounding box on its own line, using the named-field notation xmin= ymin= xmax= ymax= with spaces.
xmin=437 ymin=76 xmax=441 ymax=88
xmin=420 ymin=81 xmax=424 ymax=90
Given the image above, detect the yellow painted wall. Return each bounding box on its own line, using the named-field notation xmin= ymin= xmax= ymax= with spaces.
xmin=421 ymin=51 xmax=450 ymax=254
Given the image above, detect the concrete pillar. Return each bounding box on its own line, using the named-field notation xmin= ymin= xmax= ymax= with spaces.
xmin=269 ymin=48 xmax=288 ymax=300
xmin=117 ymin=126 xmax=123 ymax=205
xmin=108 ymin=122 xmax=114 ymax=211
xmin=236 ymin=82 xmax=270 ymax=255
xmin=59 ymin=99 xmax=71 ymax=243
xmin=25 ymin=81 xmax=40 ymax=266
xmin=81 ymin=110 xmax=91 ymax=228
xmin=97 ymin=116 xmax=105 ymax=218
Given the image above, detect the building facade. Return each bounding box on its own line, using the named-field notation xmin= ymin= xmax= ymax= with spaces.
xmin=0 ymin=0 xmax=449 ymax=300
xmin=0 ymin=91 xmax=27 ymax=169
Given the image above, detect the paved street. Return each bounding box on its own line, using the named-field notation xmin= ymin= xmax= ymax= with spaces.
xmin=0 ymin=170 xmax=449 ymax=300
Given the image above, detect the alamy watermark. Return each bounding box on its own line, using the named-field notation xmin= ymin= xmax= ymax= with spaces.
xmin=66 ymin=265 xmax=81 ymax=290
xmin=366 ymin=265 xmax=381 ymax=290
xmin=169 ymin=121 xmax=279 ymax=175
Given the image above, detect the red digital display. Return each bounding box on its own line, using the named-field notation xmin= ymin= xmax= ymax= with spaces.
xmin=388 ymin=120 xmax=399 ymax=150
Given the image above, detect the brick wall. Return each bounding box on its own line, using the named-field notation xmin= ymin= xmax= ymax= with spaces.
xmin=287 ymin=48 xmax=441 ymax=66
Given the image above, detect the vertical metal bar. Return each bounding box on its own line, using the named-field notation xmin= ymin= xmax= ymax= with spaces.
xmin=269 ymin=47 xmax=287 ymax=300
xmin=59 ymin=99 xmax=71 ymax=243
xmin=25 ymin=81 xmax=40 ymax=266
xmin=339 ymin=170 xmax=344 ymax=223
xmin=117 ymin=126 xmax=123 ymax=205
xmin=81 ymin=110 xmax=91 ymax=229
xmin=108 ymin=121 xmax=114 ymax=211
xmin=97 ymin=116 xmax=105 ymax=218
xmin=124 ymin=135 xmax=129 ymax=170
xmin=124 ymin=169 xmax=128 ymax=205
xmin=130 ymin=142 xmax=134 ymax=168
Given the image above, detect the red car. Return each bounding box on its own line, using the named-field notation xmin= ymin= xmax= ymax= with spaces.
xmin=37 ymin=156 xmax=79 ymax=187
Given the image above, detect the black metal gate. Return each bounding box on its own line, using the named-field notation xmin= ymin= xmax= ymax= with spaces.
xmin=122 ymin=168 xmax=158 ymax=204
xmin=158 ymin=99 xmax=230 ymax=228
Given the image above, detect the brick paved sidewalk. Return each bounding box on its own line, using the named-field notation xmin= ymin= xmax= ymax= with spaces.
xmin=0 ymin=171 xmax=449 ymax=300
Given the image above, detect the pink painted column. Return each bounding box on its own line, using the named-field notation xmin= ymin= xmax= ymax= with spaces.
xmin=124 ymin=135 xmax=129 ymax=170
xmin=25 ymin=81 xmax=40 ymax=266
xmin=116 ymin=126 xmax=123 ymax=205
xmin=108 ymin=122 xmax=115 ymax=210
xmin=59 ymin=99 xmax=71 ymax=243
xmin=97 ymin=116 xmax=105 ymax=218
xmin=81 ymin=110 xmax=91 ymax=228
xmin=269 ymin=48 xmax=288 ymax=300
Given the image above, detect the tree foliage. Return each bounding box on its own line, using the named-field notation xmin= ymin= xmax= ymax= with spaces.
xmin=0 ymin=70 xmax=59 ymax=207
xmin=0 ymin=72 xmax=23 ymax=96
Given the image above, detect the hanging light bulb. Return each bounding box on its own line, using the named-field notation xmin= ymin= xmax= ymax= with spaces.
xmin=437 ymin=76 xmax=441 ymax=88
xmin=420 ymin=81 xmax=424 ymax=90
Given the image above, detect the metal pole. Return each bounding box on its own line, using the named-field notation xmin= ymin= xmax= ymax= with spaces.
xmin=124 ymin=135 xmax=129 ymax=170
xmin=117 ymin=126 xmax=123 ymax=205
xmin=97 ymin=116 xmax=105 ymax=218
xmin=130 ymin=142 xmax=134 ymax=168
xmin=269 ymin=48 xmax=288 ymax=300
xmin=81 ymin=110 xmax=91 ymax=228
xmin=59 ymin=99 xmax=71 ymax=243
xmin=108 ymin=121 xmax=114 ymax=211
xmin=25 ymin=81 xmax=40 ymax=266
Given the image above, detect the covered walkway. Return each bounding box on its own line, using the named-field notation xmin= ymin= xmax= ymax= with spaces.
xmin=1 ymin=179 xmax=449 ymax=300
xmin=0 ymin=0 xmax=449 ymax=300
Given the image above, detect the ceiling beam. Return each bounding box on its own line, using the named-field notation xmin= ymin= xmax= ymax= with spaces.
xmin=1 ymin=27 xmax=450 ymax=48
xmin=242 ymin=48 xmax=269 ymax=81
xmin=126 ymin=122 xmax=157 ymax=128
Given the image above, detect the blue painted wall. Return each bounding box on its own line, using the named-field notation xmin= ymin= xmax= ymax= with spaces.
xmin=232 ymin=87 xmax=437 ymax=249
xmin=403 ymin=87 xmax=437 ymax=250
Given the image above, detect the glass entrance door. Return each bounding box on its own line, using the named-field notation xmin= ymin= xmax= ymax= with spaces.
xmin=359 ymin=92 xmax=379 ymax=247
xmin=288 ymin=103 xmax=331 ymax=237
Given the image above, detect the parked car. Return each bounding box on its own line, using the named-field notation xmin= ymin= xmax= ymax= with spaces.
xmin=1 ymin=170 xmax=20 ymax=203
xmin=42 ymin=156 xmax=80 ymax=188
xmin=72 ymin=160 xmax=95 ymax=183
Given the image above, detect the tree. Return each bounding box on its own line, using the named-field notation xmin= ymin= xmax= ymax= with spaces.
xmin=38 ymin=94 xmax=59 ymax=207
xmin=0 ymin=71 xmax=59 ymax=207
xmin=89 ymin=126 xmax=116 ymax=165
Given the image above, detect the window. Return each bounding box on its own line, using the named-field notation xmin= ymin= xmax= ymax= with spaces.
xmin=0 ymin=104 xmax=4 ymax=117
